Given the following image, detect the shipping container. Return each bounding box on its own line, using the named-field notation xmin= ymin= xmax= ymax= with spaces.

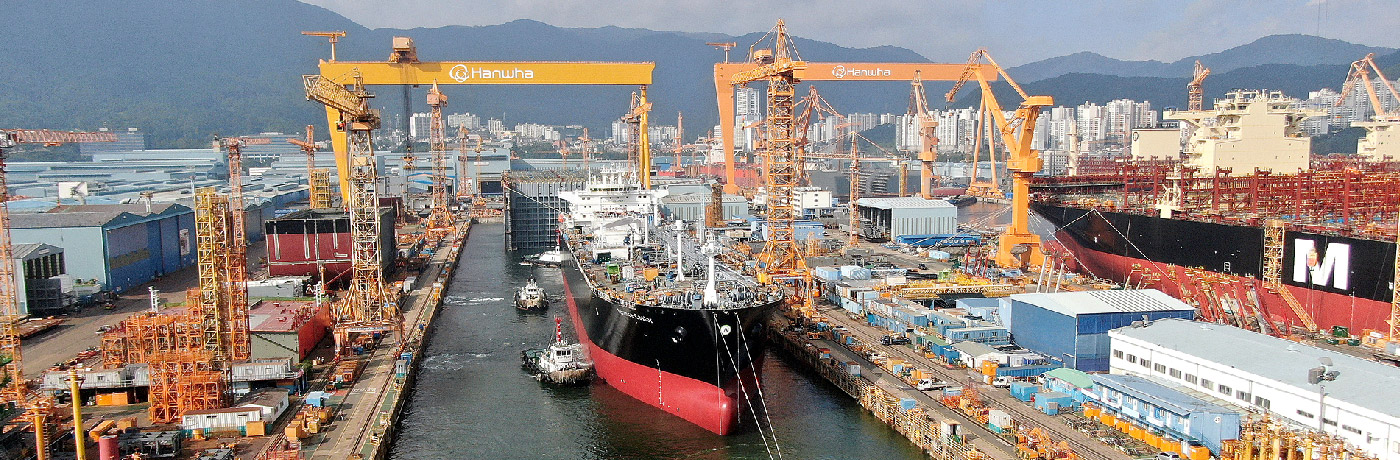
xmin=1009 ymin=382 xmax=1039 ymax=402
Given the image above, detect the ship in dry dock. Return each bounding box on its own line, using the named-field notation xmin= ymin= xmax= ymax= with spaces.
xmin=1031 ymin=89 xmax=1400 ymax=337
xmin=555 ymin=171 xmax=784 ymax=435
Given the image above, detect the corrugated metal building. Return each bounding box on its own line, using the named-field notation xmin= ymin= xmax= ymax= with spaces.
xmin=504 ymin=170 xmax=586 ymax=249
xmin=12 ymin=243 xmax=70 ymax=315
xmin=1111 ymin=319 xmax=1400 ymax=460
xmin=10 ymin=204 xmax=196 ymax=294
xmin=855 ymin=197 xmax=956 ymax=241
xmin=1089 ymin=373 xmax=1240 ymax=454
xmin=1001 ymin=289 xmax=1195 ymax=372
xmin=248 ymin=300 xmax=330 ymax=361
xmin=659 ymin=192 xmax=750 ymax=222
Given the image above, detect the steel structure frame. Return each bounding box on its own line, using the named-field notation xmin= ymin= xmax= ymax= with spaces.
xmin=425 ymin=83 xmax=453 ymax=231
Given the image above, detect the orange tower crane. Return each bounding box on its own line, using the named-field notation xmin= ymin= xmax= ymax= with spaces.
xmin=579 ymin=128 xmax=593 ymax=174
xmin=302 ymin=71 xmax=401 ymax=352
xmin=621 ymin=88 xmax=654 ymax=189
xmin=211 ymin=136 xmax=261 ymax=362
xmin=456 ymin=127 xmax=472 ymax=199
xmin=1188 ymin=60 xmax=1211 ymax=111
xmin=288 ymin=125 xmax=333 ymax=209
xmin=909 ymin=71 xmax=939 ymax=198
xmin=0 ymin=130 xmax=115 ymax=459
xmin=1338 ymin=53 xmax=1400 ymax=121
xmin=425 ymin=82 xmax=453 ymax=231
xmin=732 ymin=19 xmax=814 ymax=314
xmin=946 ymin=49 xmax=1053 ymax=269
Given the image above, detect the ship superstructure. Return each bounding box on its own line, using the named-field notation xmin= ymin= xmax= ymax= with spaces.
xmin=555 ymin=171 xmax=784 ymax=435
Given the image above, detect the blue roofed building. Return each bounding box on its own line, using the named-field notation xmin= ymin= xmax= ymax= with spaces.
xmin=1089 ymin=373 xmax=1241 ymax=454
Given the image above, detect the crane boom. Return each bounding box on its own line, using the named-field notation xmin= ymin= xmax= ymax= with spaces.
xmin=1189 ymin=60 xmax=1211 ymax=112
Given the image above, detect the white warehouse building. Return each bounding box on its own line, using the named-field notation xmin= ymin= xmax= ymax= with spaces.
xmin=1109 ymin=319 xmax=1400 ymax=460
xmin=854 ymin=197 xmax=956 ymax=242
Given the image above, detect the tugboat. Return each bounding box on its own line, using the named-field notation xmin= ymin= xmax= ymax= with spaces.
xmin=521 ymin=317 xmax=593 ymax=385
xmin=515 ymin=279 xmax=548 ymax=311
xmin=522 ymin=247 xmax=567 ymax=267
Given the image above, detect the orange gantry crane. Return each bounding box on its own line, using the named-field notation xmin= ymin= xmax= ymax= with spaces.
xmin=288 ymin=125 xmax=333 ymax=209
xmin=0 ymin=129 xmax=115 ymax=459
xmin=908 ymin=71 xmax=940 ymax=198
xmin=945 ymin=49 xmax=1053 ymax=269
xmin=1188 ymin=60 xmax=1211 ymax=111
xmin=425 ymin=82 xmax=454 ymax=232
xmin=732 ymin=19 xmax=815 ymax=315
xmin=302 ymin=70 xmax=402 ymax=352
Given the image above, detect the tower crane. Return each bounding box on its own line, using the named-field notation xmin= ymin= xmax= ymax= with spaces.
xmin=909 ymin=71 xmax=940 ymax=198
xmin=579 ymin=128 xmax=593 ymax=174
xmin=673 ymin=112 xmax=685 ymax=173
xmin=1188 ymin=60 xmax=1211 ymax=112
xmin=301 ymin=31 xmax=346 ymax=61
xmin=946 ymin=49 xmax=1053 ymax=269
xmin=621 ymin=88 xmax=654 ymax=189
xmin=707 ymin=42 xmax=738 ymax=63
xmin=732 ymin=19 xmax=814 ymax=314
xmin=211 ymin=136 xmax=266 ymax=363
xmin=0 ymin=129 xmax=115 ymax=460
xmin=425 ymin=82 xmax=453 ymax=232
xmin=302 ymin=71 xmax=401 ymax=352
xmin=1338 ymin=53 xmax=1400 ymax=162
xmin=1337 ymin=53 xmax=1400 ymax=122
xmin=288 ymin=125 xmax=334 ymax=209
xmin=456 ymin=127 xmax=473 ymax=200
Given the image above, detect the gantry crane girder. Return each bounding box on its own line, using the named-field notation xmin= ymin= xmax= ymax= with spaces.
xmin=714 ymin=60 xmax=996 ymax=193
xmin=306 ymin=38 xmax=654 ymax=201
xmin=945 ymin=49 xmax=1053 ymax=269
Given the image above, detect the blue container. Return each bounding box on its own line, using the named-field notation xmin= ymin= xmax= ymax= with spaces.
xmin=899 ymin=398 xmax=918 ymax=411
xmin=1010 ymin=382 xmax=1039 ymax=402
xmin=1034 ymin=391 xmax=1073 ymax=413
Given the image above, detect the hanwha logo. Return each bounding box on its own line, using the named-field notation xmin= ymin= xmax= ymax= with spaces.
xmin=831 ymin=65 xmax=848 ymax=79
xmin=449 ymin=64 xmax=471 ymax=82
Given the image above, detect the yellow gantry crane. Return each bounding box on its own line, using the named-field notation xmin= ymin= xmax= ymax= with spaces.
xmin=946 ymin=49 xmax=1053 ymax=269
xmin=302 ymin=70 xmax=402 ymax=352
xmin=732 ymin=19 xmax=815 ymax=314
xmin=288 ymin=125 xmax=333 ymax=209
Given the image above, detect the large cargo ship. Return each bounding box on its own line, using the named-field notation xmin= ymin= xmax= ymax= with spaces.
xmin=555 ymin=172 xmax=785 ymax=435
xmin=1032 ymin=90 xmax=1400 ymax=335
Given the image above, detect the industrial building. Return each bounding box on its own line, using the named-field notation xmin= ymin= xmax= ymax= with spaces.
xmin=504 ymin=169 xmax=587 ymax=249
xmin=12 ymin=243 xmax=71 ymax=315
xmin=180 ymin=388 xmax=290 ymax=435
xmin=1001 ymin=289 xmax=1195 ymax=372
xmin=1110 ymin=318 xmax=1400 ymax=460
xmin=854 ymin=197 xmax=956 ymax=241
xmin=248 ymin=300 xmax=330 ymax=361
xmin=10 ymin=204 xmax=196 ymax=294
xmin=659 ymin=192 xmax=750 ymax=222
xmin=264 ymin=208 xmax=396 ymax=279
xmin=1088 ymin=373 xmax=1241 ymax=454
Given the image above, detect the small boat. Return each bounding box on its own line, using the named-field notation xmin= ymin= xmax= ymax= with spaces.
xmin=522 ymin=247 xmax=567 ymax=267
xmin=522 ymin=318 xmax=593 ymax=385
xmin=515 ymin=279 xmax=548 ymax=311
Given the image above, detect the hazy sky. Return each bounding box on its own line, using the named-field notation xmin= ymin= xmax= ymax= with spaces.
xmin=298 ymin=0 xmax=1399 ymax=65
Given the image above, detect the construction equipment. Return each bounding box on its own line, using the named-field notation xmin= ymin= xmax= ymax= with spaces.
xmin=0 ymin=129 xmax=114 ymax=458
xmin=301 ymin=31 xmax=347 ymax=61
xmin=707 ymin=42 xmax=738 ymax=63
xmin=579 ymin=128 xmax=593 ymax=174
xmin=1337 ymin=53 xmax=1400 ymax=122
xmin=732 ymin=19 xmax=814 ymax=315
xmin=673 ymin=112 xmax=685 ymax=173
xmin=288 ymin=125 xmax=333 ymax=209
xmin=211 ymin=136 xmax=260 ymax=362
xmin=945 ymin=49 xmax=1053 ymax=269
xmin=456 ymin=127 xmax=474 ymax=199
xmin=425 ymin=82 xmax=453 ymax=232
xmin=1262 ymin=220 xmax=1318 ymax=333
xmin=308 ymin=34 xmax=654 ymax=202
xmin=713 ymin=33 xmax=996 ymax=193
xmin=1338 ymin=53 xmax=1400 ymax=161
xmin=302 ymin=70 xmax=401 ymax=352
xmin=620 ymin=88 xmax=654 ymax=189
xmin=908 ymin=71 xmax=939 ymax=198
xmin=1188 ymin=60 xmax=1211 ymax=111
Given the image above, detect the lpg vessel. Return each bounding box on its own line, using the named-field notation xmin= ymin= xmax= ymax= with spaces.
xmin=555 ymin=171 xmax=784 ymax=435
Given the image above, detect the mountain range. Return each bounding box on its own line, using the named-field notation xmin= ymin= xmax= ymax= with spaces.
xmin=0 ymin=0 xmax=1395 ymax=149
